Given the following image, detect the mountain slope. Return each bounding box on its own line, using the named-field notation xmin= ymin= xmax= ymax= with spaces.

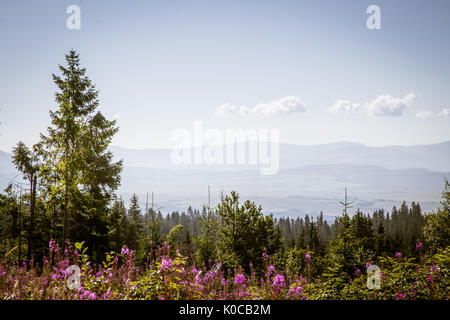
xmin=110 ymin=140 xmax=450 ymax=172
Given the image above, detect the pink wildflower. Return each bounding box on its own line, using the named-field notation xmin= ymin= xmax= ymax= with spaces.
xmin=234 ymin=274 xmax=245 ymax=286
xmin=272 ymin=274 xmax=286 ymax=289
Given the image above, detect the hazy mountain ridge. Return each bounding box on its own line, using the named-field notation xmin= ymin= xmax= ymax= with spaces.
xmin=1 ymin=142 xmax=448 ymax=219
xmin=115 ymin=163 xmax=447 ymax=218
xmin=110 ymin=141 xmax=450 ymax=172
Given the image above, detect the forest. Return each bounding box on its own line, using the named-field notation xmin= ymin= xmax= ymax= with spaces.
xmin=0 ymin=51 xmax=448 ymax=300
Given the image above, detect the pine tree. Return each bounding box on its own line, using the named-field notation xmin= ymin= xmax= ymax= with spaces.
xmin=308 ymin=219 xmax=320 ymax=254
xmin=195 ymin=205 xmax=218 ymax=265
xmin=424 ymin=178 xmax=450 ymax=252
xmin=12 ymin=142 xmax=40 ymax=260
xmin=296 ymin=228 xmax=305 ymax=249
xmin=39 ymin=50 xmax=122 ymax=260
xmin=146 ymin=207 xmax=162 ymax=257
xmin=217 ymin=191 xmax=282 ymax=274
xmin=374 ymin=217 xmax=386 ymax=256
xmin=181 ymin=229 xmax=194 ymax=261
xmin=166 ymin=224 xmax=184 ymax=253
xmin=108 ymin=198 xmax=128 ymax=252
xmin=195 ymin=187 xmax=219 ymax=265
xmin=126 ymin=194 xmax=144 ymax=250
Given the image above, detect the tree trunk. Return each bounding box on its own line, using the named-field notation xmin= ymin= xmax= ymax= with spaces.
xmin=27 ymin=175 xmax=36 ymax=261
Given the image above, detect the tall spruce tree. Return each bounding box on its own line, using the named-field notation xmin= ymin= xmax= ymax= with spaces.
xmin=39 ymin=50 xmax=122 ymax=260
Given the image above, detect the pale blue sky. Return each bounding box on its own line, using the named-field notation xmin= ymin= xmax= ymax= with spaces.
xmin=0 ymin=0 xmax=449 ymax=152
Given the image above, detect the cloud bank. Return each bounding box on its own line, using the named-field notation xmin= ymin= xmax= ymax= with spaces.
xmin=328 ymin=91 xmax=416 ymax=116
xmin=328 ymin=99 xmax=361 ymax=114
xmin=216 ymin=96 xmax=306 ymax=117
xmin=438 ymin=108 xmax=450 ymax=117
xmin=414 ymin=108 xmax=450 ymax=119
xmin=416 ymin=111 xmax=433 ymax=119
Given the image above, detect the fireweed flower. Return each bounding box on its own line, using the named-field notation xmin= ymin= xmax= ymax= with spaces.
xmin=272 ymin=274 xmax=286 ymax=289
xmin=234 ymin=274 xmax=245 ymax=286
xmin=287 ymin=285 xmax=304 ymax=298
xmin=395 ymin=252 xmax=402 ymax=258
xmin=304 ymin=254 xmax=311 ymax=262
xmin=268 ymin=265 xmax=276 ymax=275
xmin=429 ymin=265 xmax=439 ymax=273
xmin=89 ymin=292 xmax=97 ymax=300
xmin=80 ymin=290 xmax=91 ymax=299
xmin=49 ymin=239 xmax=59 ymax=253
xmin=426 ymin=275 xmax=434 ymax=283
xmin=394 ymin=292 xmax=408 ymax=300
xmin=160 ymin=258 xmax=172 ymax=271
xmin=355 ymin=269 xmax=361 ymax=276
xmin=416 ymin=242 xmax=422 ymax=251
xmin=121 ymin=246 xmax=130 ymax=255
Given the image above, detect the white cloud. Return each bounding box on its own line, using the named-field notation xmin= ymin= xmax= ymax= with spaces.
xmin=438 ymin=108 xmax=450 ymax=117
xmin=329 ymin=91 xmax=416 ymax=117
xmin=114 ymin=113 xmax=121 ymax=119
xmin=365 ymin=91 xmax=416 ymax=116
xmin=328 ymin=99 xmax=361 ymax=114
xmin=216 ymin=96 xmax=306 ymax=117
xmin=416 ymin=111 xmax=433 ymax=119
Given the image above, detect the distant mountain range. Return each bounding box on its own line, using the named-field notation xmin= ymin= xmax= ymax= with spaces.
xmin=110 ymin=140 xmax=450 ymax=172
xmin=1 ymin=141 xmax=448 ymax=221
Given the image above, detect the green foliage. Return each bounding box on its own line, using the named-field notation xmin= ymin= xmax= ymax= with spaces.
xmin=144 ymin=208 xmax=163 ymax=253
xmin=107 ymin=198 xmax=128 ymax=252
xmin=424 ymin=178 xmax=450 ymax=252
xmin=126 ymin=194 xmax=145 ymax=250
xmin=12 ymin=142 xmax=41 ymax=260
xmin=130 ymin=253 xmax=189 ymax=300
xmin=327 ymin=212 xmax=376 ymax=278
xmin=195 ymin=205 xmax=218 ymax=266
xmin=217 ymin=191 xmax=282 ymax=274
xmin=285 ymin=247 xmax=306 ymax=275
xmin=166 ymin=224 xmax=184 ymax=249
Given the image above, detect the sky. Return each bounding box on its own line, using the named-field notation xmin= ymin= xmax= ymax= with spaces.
xmin=0 ymin=0 xmax=449 ymax=153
